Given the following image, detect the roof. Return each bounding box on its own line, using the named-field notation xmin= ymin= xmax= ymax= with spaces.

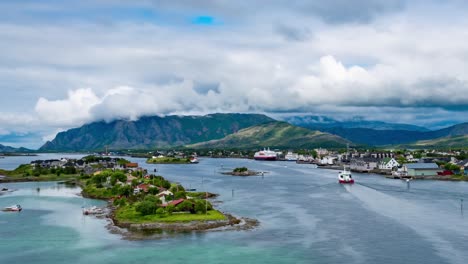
xmin=404 ymin=163 xmax=439 ymax=170
xmin=126 ymin=163 xmax=139 ymax=168
xmin=381 ymin=157 xmax=393 ymax=163
xmin=162 ymin=198 xmax=185 ymax=207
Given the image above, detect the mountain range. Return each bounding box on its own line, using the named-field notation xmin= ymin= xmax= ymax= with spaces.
xmin=39 ymin=114 xmax=274 ymax=151
xmin=188 ymin=121 xmax=350 ymax=149
xmin=30 ymin=113 xmax=468 ymax=151
xmin=281 ymin=115 xmax=429 ymax=131
xmin=0 ymin=144 xmax=33 ymax=153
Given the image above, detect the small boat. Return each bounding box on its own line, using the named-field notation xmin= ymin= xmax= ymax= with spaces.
xmin=190 ymin=157 xmax=199 ymax=164
xmin=2 ymin=204 xmax=22 ymax=212
xmin=285 ymin=151 xmax=299 ymax=161
xmin=82 ymin=206 xmax=104 ymax=215
xmin=338 ymin=167 xmax=354 ymax=184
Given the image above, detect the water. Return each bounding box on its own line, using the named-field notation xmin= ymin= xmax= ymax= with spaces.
xmin=1 ymin=155 xmax=468 ymax=263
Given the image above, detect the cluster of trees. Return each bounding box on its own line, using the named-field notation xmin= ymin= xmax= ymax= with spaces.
xmin=17 ymin=164 xmax=78 ymax=177
xmin=83 ymin=168 xmax=214 ymax=218
xmin=233 ymin=167 xmax=248 ymax=173
xmin=135 ymin=196 xmax=213 ymax=216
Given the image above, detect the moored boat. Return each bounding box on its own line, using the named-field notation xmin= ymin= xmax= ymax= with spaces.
xmin=338 ymin=167 xmax=354 ymax=184
xmin=254 ymin=148 xmax=277 ymax=161
xmin=285 ymin=151 xmax=298 ymax=161
xmin=2 ymin=204 xmax=22 ymax=212
xmin=82 ymin=206 xmax=104 ymax=215
xmin=189 ymin=157 xmax=199 ymax=164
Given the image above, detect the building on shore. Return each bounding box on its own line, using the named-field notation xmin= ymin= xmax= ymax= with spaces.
xmin=350 ymin=158 xmax=379 ymax=172
xmin=403 ymin=163 xmax=442 ymax=177
xmin=378 ymin=158 xmax=400 ymax=170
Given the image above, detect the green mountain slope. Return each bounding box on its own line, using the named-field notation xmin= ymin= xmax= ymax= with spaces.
xmin=188 ymin=122 xmax=351 ymax=149
xmin=405 ymin=135 xmax=468 ymax=148
xmin=39 ymin=114 xmax=275 ymax=151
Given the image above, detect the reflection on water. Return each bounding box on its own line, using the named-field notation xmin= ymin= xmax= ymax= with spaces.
xmin=1 ymin=156 xmax=468 ymax=263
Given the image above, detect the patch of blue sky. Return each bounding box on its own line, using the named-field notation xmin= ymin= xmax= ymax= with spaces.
xmin=192 ymin=15 xmax=219 ymax=25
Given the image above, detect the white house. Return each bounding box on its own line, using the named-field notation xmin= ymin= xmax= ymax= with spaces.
xmin=378 ymin=158 xmax=400 ymax=170
xmin=157 ymin=190 xmax=174 ymax=204
xmin=320 ymin=156 xmax=337 ymax=165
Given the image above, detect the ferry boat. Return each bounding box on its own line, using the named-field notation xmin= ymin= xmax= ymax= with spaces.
xmin=338 ymin=167 xmax=354 ymax=184
xmin=254 ymin=148 xmax=277 ymax=161
xmin=2 ymin=204 xmax=22 ymax=212
xmin=285 ymin=151 xmax=299 ymax=161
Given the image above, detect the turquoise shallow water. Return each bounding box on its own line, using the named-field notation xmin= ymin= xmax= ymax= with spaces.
xmin=1 ymin=155 xmax=468 ymax=263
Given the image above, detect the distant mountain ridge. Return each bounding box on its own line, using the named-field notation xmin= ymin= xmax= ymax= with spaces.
xmin=0 ymin=144 xmax=33 ymax=153
xmin=39 ymin=113 xmax=275 ymax=151
xmin=282 ymin=115 xmax=429 ymax=131
xmin=188 ymin=121 xmax=351 ymax=149
xmin=304 ymin=123 xmax=468 ymax=146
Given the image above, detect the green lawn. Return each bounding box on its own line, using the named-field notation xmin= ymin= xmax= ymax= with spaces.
xmin=115 ymin=205 xmax=226 ymax=223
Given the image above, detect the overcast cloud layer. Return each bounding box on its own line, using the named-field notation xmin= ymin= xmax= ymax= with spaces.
xmin=1 ymin=0 xmax=468 ymax=148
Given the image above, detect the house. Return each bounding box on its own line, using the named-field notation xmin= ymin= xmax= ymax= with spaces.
xmin=403 ymin=163 xmax=442 ymax=177
xmin=350 ymin=158 xmax=379 ymax=172
xmin=133 ymin=183 xmax=153 ymax=194
xmin=157 ymin=190 xmax=173 ymax=204
xmin=378 ymin=158 xmax=400 ymax=170
xmin=320 ymin=156 xmax=337 ymax=165
xmin=456 ymin=159 xmax=468 ymax=175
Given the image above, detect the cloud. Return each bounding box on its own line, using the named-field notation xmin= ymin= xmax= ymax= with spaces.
xmin=1 ymin=0 xmax=468 ymax=148
xmin=35 ymin=88 xmax=101 ymax=126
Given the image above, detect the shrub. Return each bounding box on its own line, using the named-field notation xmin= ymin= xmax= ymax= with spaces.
xmin=156 ymin=208 xmax=165 ymax=216
xmin=233 ymin=167 xmax=248 ymax=173
xmin=166 ymin=204 xmax=175 ymax=215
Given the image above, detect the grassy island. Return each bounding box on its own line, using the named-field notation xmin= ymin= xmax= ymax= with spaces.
xmin=80 ymin=169 xmax=228 ymax=227
xmin=222 ymin=167 xmax=261 ymax=176
xmin=146 ymin=157 xmax=191 ymax=164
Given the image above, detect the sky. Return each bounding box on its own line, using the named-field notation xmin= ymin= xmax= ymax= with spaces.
xmin=1 ymin=0 xmax=468 ymax=148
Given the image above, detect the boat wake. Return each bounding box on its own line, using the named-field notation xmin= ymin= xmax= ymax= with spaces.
xmin=343 ymin=184 xmax=468 ymax=264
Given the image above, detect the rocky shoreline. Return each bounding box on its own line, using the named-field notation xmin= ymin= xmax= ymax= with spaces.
xmin=105 ymin=207 xmax=259 ymax=240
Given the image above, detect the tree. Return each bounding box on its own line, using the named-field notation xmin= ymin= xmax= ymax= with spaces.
xmin=136 ymin=201 xmax=157 ymax=215
xmin=119 ymin=185 xmax=133 ymax=197
xmin=174 ymin=191 xmax=186 ymax=200
xmin=176 ymin=200 xmax=193 ymax=212
xmin=194 ymin=200 xmax=207 ymax=214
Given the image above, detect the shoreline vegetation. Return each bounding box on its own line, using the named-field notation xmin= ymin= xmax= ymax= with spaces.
xmin=146 ymin=157 xmax=192 ymax=164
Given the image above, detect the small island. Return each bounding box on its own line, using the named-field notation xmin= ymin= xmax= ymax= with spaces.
xmin=80 ymin=169 xmax=257 ymax=237
xmin=222 ymin=167 xmax=262 ymax=176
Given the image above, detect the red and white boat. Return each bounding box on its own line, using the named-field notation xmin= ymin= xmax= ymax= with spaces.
xmin=338 ymin=167 xmax=354 ymax=184
xmin=254 ymin=148 xmax=278 ymax=161
xmin=2 ymin=204 xmax=22 ymax=212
